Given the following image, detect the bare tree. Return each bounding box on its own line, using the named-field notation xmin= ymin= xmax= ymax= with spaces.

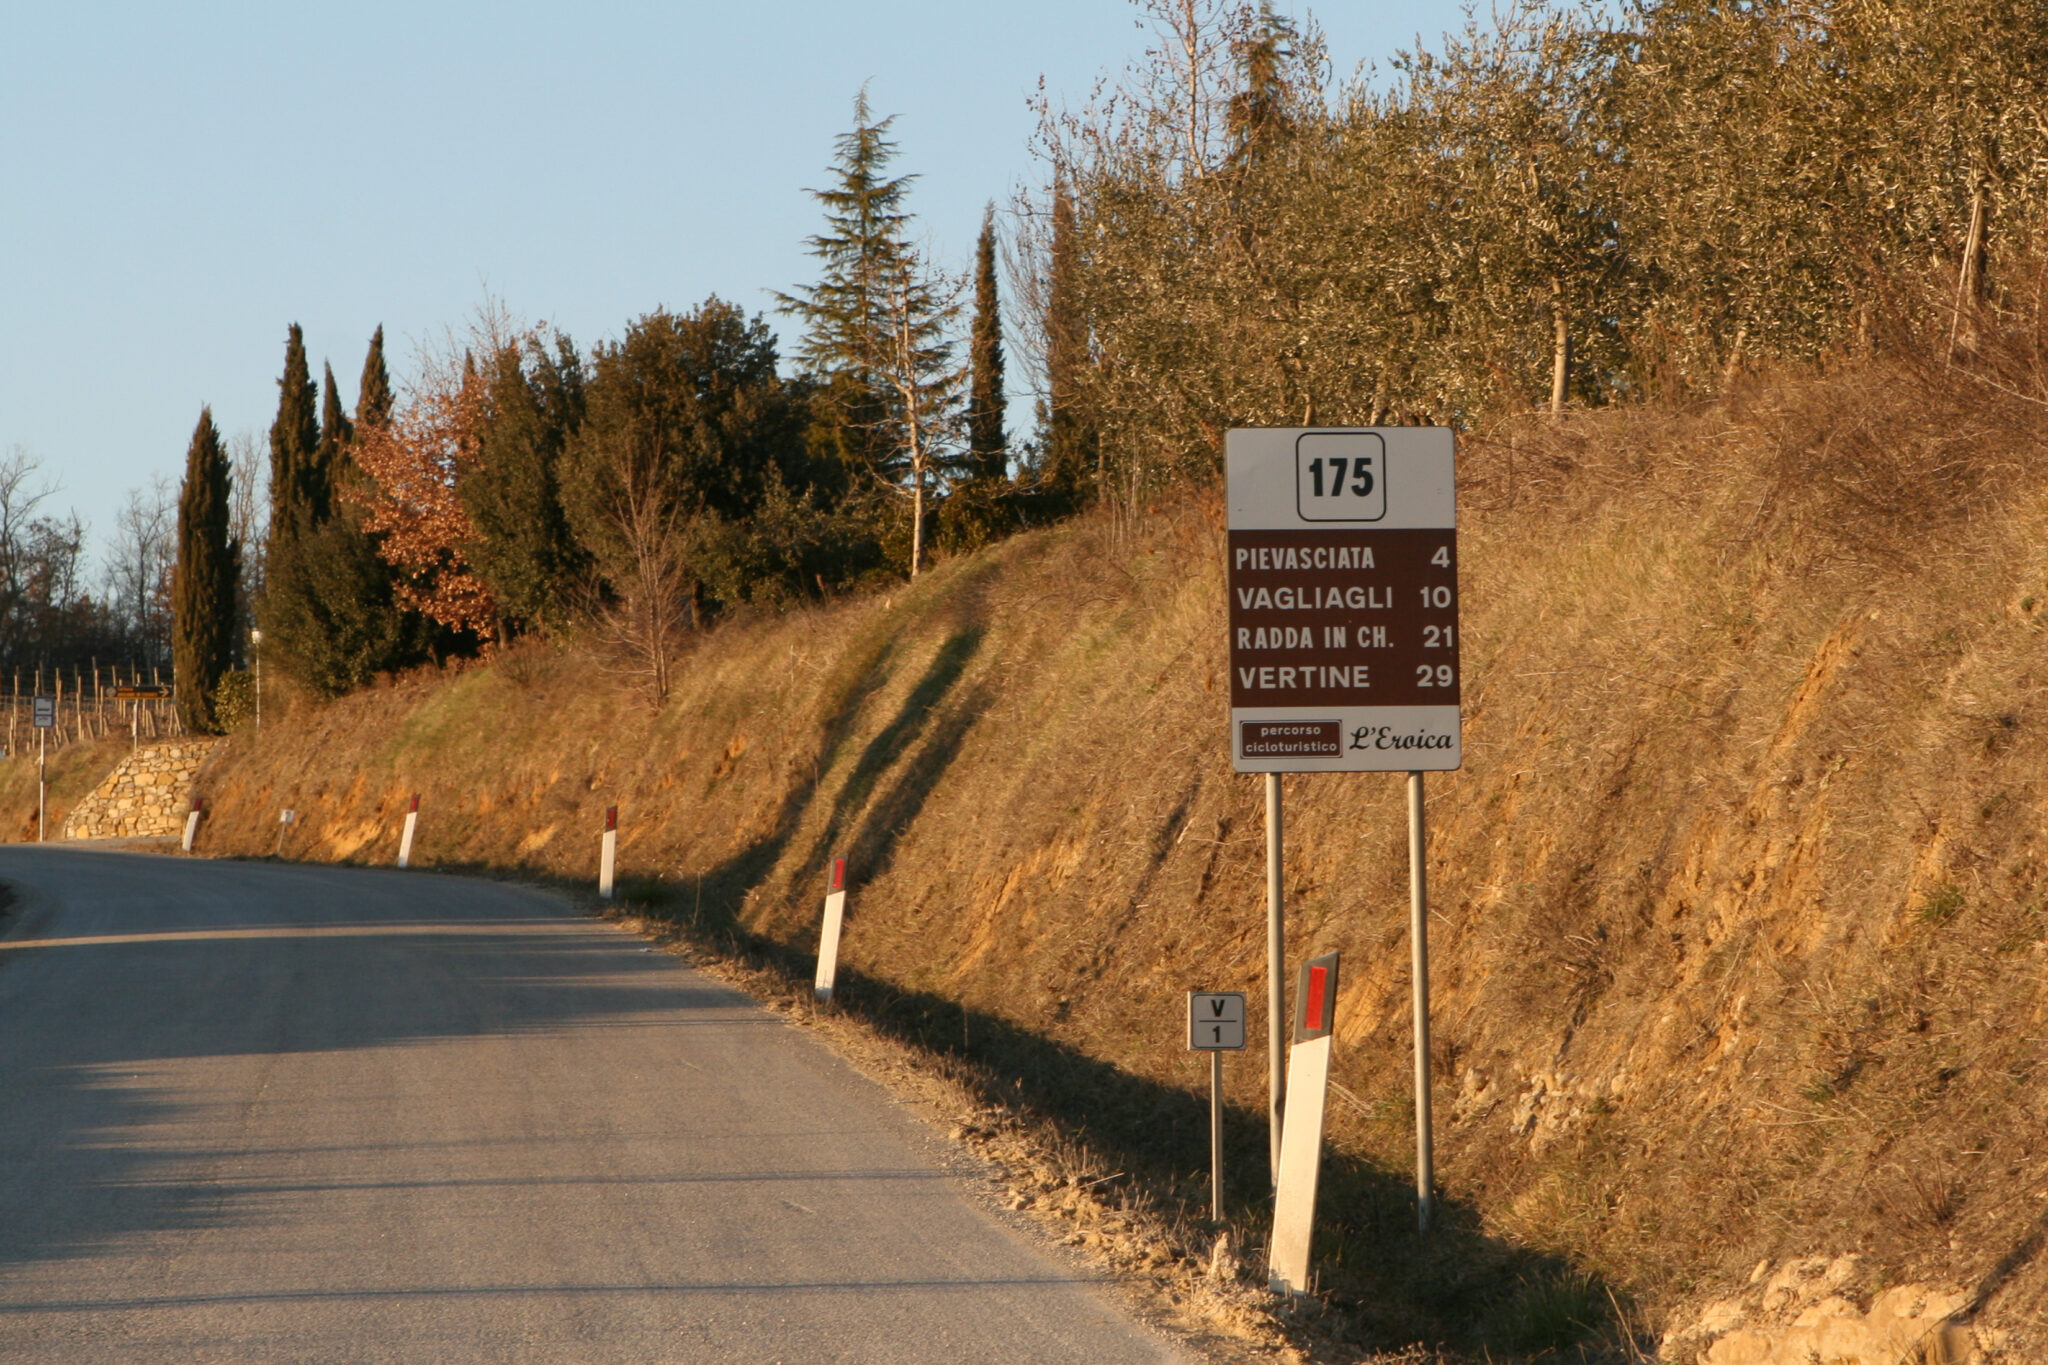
xmin=583 ymin=469 xmax=691 ymax=703
xmin=225 ymin=429 xmax=267 ymax=661
xmin=103 ymin=477 xmax=176 ymax=668
xmin=876 ymin=242 xmax=966 ymax=578
xmin=0 ymin=447 xmax=54 ymax=646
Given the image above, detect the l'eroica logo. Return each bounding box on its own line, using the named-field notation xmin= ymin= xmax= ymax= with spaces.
xmin=1350 ymin=724 xmax=1454 ymax=752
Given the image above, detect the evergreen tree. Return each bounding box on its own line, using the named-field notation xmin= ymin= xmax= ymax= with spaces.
xmin=172 ymin=408 xmax=238 ymax=733
xmin=265 ymin=331 xmax=431 ymax=696
xmin=462 ymin=334 xmax=587 ymax=638
xmin=263 ymin=323 xmax=320 ymax=575
xmin=776 ymin=89 xmax=916 ymax=484
xmin=559 ymin=301 xmax=815 ymax=695
xmin=358 ymin=325 xmax=394 ymax=430
xmin=314 ymin=362 xmax=353 ymax=500
xmin=967 ymin=204 xmax=1007 ymax=481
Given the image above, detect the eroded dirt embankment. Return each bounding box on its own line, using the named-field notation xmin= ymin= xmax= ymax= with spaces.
xmin=125 ymin=356 xmax=2048 ymax=1359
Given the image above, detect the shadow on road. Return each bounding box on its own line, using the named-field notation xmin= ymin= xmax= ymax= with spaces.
xmin=0 ymin=848 xmax=747 ymax=1275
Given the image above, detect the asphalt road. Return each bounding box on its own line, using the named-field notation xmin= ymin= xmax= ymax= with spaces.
xmin=0 ymin=846 xmax=1184 ymax=1364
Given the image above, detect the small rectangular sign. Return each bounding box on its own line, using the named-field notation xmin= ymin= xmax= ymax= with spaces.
xmin=114 ymin=685 xmax=171 ymax=699
xmin=1293 ymin=952 xmax=1341 ymax=1043
xmin=1239 ymin=720 xmax=1341 ymax=759
xmin=1188 ymin=991 xmax=1247 ymax=1050
xmin=32 ymin=696 xmax=54 ymax=728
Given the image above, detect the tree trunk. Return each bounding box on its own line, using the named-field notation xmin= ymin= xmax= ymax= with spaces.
xmin=1549 ymin=276 xmax=1570 ymax=418
xmin=1949 ymin=175 xmax=1991 ymax=365
xmin=910 ymin=461 xmax=924 ymax=580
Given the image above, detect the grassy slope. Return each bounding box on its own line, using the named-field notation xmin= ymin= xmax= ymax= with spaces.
xmin=84 ymin=354 xmax=2048 ymax=1354
xmin=0 ymin=734 xmax=132 ymax=843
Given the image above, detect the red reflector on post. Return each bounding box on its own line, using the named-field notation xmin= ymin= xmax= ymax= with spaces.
xmin=831 ymin=857 xmax=846 ymax=892
xmin=1292 ymin=951 xmax=1340 ymax=1043
xmin=409 ymin=794 xmax=420 ymax=813
xmin=1303 ymin=966 xmax=1328 ymax=1031
xmin=605 ymin=805 xmax=617 ymax=832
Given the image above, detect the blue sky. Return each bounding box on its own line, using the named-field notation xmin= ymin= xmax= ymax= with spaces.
xmin=1 ymin=1 xmax=1471 ymax=557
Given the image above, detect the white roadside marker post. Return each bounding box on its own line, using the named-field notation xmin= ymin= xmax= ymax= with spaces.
xmin=813 ymin=857 xmax=848 ymax=1005
xmin=1189 ymin=991 xmax=1247 ymax=1222
xmin=275 ymin=808 xmax=295 ymax=859
xmin=182 ymin=795 xmax=204 ymax=853
xmin=598 ymin=805 xmax=618 ymax=900
xmin=397 ymin=794 xmax=419 ymax=869
xmin=1268 ymin=951 xmax=1340 ymax=1296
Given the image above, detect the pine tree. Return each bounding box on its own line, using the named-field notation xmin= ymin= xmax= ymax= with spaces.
xmin=780 ymin=91 xmax=967 ymax=576
xmin=172 ymin=408 xmax=238 ymax=733
xmin=776 ymin=89 xmax=917 ymax=483
xmin=968 ymin=204 xmax=1007 ymax=482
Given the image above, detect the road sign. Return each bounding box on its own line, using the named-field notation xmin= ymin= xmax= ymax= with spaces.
xmin=32 ymin=696 xmax=54 ymax=728
xmin=1187 ymin=991 xmax=1247 ymax=1050
xmin=114 ymin=684 xmax=171 ymax=700
xmin=1226 ymin=428 xmax=1461 ymax=772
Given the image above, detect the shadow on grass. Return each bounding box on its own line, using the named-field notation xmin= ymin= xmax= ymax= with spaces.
xmin=618 ymin=863 xmax=1642 ymax=1362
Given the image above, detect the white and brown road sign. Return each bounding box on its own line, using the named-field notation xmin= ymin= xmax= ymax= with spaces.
xmin=1226 ymin=428 xmax=1462 ymax=773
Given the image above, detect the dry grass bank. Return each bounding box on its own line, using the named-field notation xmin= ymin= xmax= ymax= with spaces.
xmin=0 ymin=735 xmax=132 ymax=844
xmin=69 ymin=347 xmax=2048 ymax=1359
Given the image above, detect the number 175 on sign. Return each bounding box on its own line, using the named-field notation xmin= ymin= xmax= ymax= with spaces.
xmin=1188 ymin=992 xmax=1247 ymax=1050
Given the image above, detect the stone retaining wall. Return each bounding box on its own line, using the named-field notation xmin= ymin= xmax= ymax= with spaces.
xmin=61 ymin=740 xmax=218 ymax=840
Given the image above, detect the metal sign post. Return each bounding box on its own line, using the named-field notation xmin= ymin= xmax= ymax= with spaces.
xmin=275 ymin=808 xmax=295 ymax=859
xmin=1189 ymin=991 xmax=1247 ymax=1222
xmin=397 ymin=794 xmax=420 ymax=869
xmin=32 ymin=696 xmax=53 ymax=843
xmin=1408 ymin=773 xmax=1436 ymax=1231
xmin=813 ymin=857 xmax=849 ymax=1004
xmin=1269 ymin=951 xmax=1341 ymax=1294
xmin=1265 ymin=774 xmax=1285 ymax=1187
xmin=598 ymin=806 xmax=618 ymax=900
xmin=1226 ymin=427 xmax=1462 ymax=1236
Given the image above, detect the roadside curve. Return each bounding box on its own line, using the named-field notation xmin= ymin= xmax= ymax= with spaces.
xmin=0 ymin=846 xmax=1185 ymax=1365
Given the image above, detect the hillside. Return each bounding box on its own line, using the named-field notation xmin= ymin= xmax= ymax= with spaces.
xmin=56 ymin=351 xmax=2048 ymax=1359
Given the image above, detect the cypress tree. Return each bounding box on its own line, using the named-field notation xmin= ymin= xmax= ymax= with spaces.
xmin=172 ymin=408 xmax=238 ymax=733
xmin=358 ymin=325 xmax=393 ymax=431
xmin=265 ymin=332 xmax=429 ymax=696
xmin=264 ymin=323 xmax=321 ymax=575
xmin=968 ymin=204 xmax=1007 ymax=482
xmin=315 ymin=362 xmax=354 ymax=494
